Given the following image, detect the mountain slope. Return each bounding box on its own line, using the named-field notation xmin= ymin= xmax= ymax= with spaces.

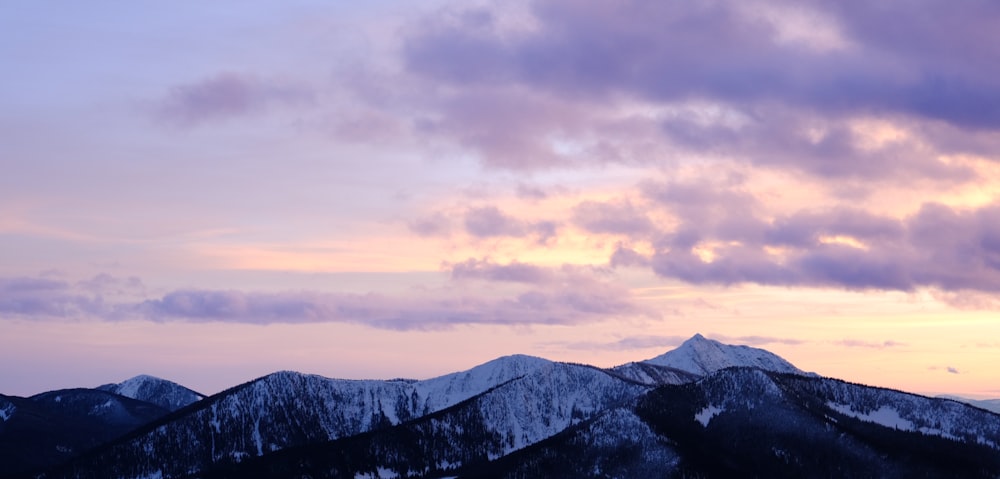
xmin=13 ymin=335 xmax=1000 ymax=479
xmin=97 ymin=375 xmax=204 ymax=412
xmin=635 ymin=368 xmax=1000 ymax=478
xmin=643 ymin=334 xmax=805 ymax=375
xmin=0 ymin=390 xmax=168 ymax=479
xmin=147 ymin=367 xmax=1000 ymax=479
xmin=196 ymin=362 xmax=650 ymax=479
xmin=39 ymin=355 xmax=557 ymax=479
xmin=606 ymin=361 xmax=700 ymax=386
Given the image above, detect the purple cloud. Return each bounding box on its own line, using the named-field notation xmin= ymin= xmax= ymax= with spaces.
xmin=464 ymin=206 xmax=526 ymax=237
xmin=156 ymin=72 xmax=313 ymax=126
xmin=0 ymin=264 xmax=647 ymax=329
xmin=408 ymin=212 xmax=453 ymax=237
xmin=572 ymin=199 xmax=655 ymax=236
xmin=0 ymin=276 xmax=105 ymax=318
xmin=449 ymin=258 xmax=550 ymax=284
xmin=390 ymin=0 xmax=994 ymax=182
xmin=407 ymin=0 xmax=1000 ymax=129
xmin=560 ymin=335 xmax=688 ymax=351
xmin=134 ymin=281 xmax=647 ymax=330
xmin=463 ymin=206 xmax=556 ymax=242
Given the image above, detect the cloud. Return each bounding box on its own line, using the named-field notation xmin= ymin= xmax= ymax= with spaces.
xmin=134 ymin=283 xmax=646 ymax=330
xmin=156 ymin=72 xmax=313 ymax=126
xmin=558 ymin=335 xmax=688 ymax=351
xmin=0 ymin=276 xmax=105 ymax=318
xmin=463 ymin=206 xmax=557 ymax=242
xmin=406 ymin=0 xmax=1000 ymax=129
xmin=0 ymin=265 xmax=649 ymax=330
xmin=449 ymin=258 xmax=550 ymax=284
xmin=715 ymin=335 xmax=807 ymax=347
xmin=625 ymin=177 xmax=1000 ymax=294
xmin=408 ymin=212 xmax=453 ymax=237
xmin=571 ymin=199 xmax=655 ymax=236
xmin=381 ymin=0 xmax=994 ymax=184
xmin=930 ymin=365 xmax=962 ymax=374
xmin=836 ymin=339 xmax=905 ymax=349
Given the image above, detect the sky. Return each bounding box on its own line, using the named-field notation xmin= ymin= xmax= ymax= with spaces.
xmin=3 ymin=0 xmax=1000 ymax=399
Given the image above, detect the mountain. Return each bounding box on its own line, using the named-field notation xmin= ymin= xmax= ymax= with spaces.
xmin=0 ymin=389 xmax=169 ymax=478
xmin=38 ymin=355 xmax=559 ymax=479
xmin=97 ymin=375 xmax=204 ymax=412
xmin=8 ymin=334 xmax=1000 ymax=478
xmin=139 ymin=368 xmax=1000 ymax=479
xmin=642 ymin=333 xmax=806 ymax=376
xmin=940 ymin=395 xmax=1000 ymax=414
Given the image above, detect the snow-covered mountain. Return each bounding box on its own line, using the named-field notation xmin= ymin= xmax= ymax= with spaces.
xmin=642 ymin=333 xmax=806 ymax=376
xmin=97 ymin=374 xmax=204 ymax=412
xmin=9 ymin=335 xmax=1000 ymax=479
xmin=940 ymin=395 xmax=1000 ymax=414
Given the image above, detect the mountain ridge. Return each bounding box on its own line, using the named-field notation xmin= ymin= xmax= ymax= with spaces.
xmin=7 ymin=335 xmax=1000 ymax=479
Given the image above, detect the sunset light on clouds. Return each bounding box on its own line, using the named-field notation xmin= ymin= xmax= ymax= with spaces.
xmin=3 ymin=0 xmax=1000 ymax=400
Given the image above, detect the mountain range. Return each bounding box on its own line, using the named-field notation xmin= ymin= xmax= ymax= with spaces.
xmin=1 ymin=334 xmax=998 ymax=478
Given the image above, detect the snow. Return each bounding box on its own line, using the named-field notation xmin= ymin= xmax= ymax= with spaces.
xmin=413 ymin=354 xmax=552 ymax=413
xmin=644 ymin=334 xmax=805 ymax=376
xmin=695 ymin=405 xmax=724 ymax=427
xmin=0 ymin=402 xmax=14 ymax=422
xmin=827 ymin=402 xmax=914 ymax=431
xmin=104 ymin=374 xmax=203 ymax=411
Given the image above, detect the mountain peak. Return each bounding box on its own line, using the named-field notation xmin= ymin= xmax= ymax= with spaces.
xmin=644 ymin=334 xmax=805 ymax=376
xmin=98 ymin=375 xmax=203 ymax=412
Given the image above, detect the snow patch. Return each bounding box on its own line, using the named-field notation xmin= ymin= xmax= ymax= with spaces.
xmin=0 ymin=402 xmax=14 ymax=422
xmin=645 ymin=334 xmax=805 ymax=376
xmin=354 ymin=468 xmax=399 ymax=479
xmin=695 ymin=405 xmax=723 ymax=427
xmin=827 ymin=402 xmax=914 ymax=431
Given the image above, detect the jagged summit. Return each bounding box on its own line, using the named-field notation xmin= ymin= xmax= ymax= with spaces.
xmin=98 ymin=374 xmax=204 ymax=412
xmin=643 ymin=334 xmax=805 ymax=376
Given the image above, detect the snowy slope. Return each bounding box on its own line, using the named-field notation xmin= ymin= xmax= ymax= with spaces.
xmin=97 ymin=375 xmax=204 ymax=412
xmin=643 ymin=334 xmax=805 ymax=375
xmin=413 ymin=354 xmax=552 ymax=413
xmin=192 ymin=363 xmax=653 ymax=479
xmin=607 ymin=361 xmax=701 ymax=385
xmin=940 ymin=395 xmax=1000 ymax=414
xmin=48 ymin=355 xmax=555 ymax=479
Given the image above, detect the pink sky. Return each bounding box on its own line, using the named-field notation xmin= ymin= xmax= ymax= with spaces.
xmin=3 ymin=0 xmax=1000 ymax=399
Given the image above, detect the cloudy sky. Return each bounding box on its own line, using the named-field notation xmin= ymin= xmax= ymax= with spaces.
xmin=3 ymin=0 xmax=1000 ymax=399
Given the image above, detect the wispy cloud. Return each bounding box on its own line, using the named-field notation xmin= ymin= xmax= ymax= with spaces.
xmin=836 ymin=339 xmax=905 ymax=349
xmin=155 ymin=72 xmax=313 ymax=126
xmin=0 ymin=270 xmax=650 ymax=331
